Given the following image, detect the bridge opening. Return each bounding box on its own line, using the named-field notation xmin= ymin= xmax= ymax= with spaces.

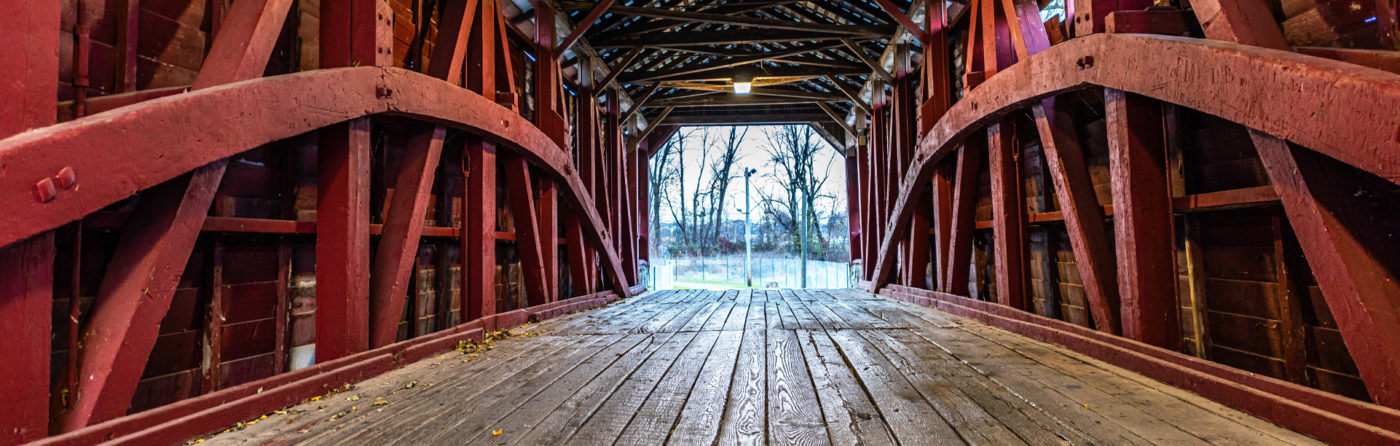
xmin=646 ymin=125 xmax=851 ymax=290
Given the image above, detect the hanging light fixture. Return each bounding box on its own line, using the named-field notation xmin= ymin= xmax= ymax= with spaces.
xmin=732 ymin=72 xmax=753 ymax=95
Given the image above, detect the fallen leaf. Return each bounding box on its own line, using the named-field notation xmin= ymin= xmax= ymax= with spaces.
xmin=492 ymin=429 xmax=503 ymax=436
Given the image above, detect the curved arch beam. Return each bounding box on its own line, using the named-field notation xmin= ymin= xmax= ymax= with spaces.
xmin=868 ymin=32 xmax=1400 ymax=290
xmin=0 ymin=67 xmax=632 ymax=296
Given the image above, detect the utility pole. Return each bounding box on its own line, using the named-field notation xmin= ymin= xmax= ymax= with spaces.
xmin=744 ymin=168 xmax=757 ymax=287
xmin=797 ymin=175 xmax=809 ymax=288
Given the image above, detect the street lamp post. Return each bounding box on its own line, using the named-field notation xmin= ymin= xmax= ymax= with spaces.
xmin=744 ymin=168 xmax=757 ymax=287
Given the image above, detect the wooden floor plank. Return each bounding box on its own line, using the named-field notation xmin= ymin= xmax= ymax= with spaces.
xmin=614 ymin=330 xmax=723 ymax=445
xmin=958 ymin=324 xmax=1324 ymax=445
xmin=668 ymin=330 xmax=744 ymax=444
xmin=795 ymin=329 xmax=897 ymax=446
xmin=509 ymin=332 xmax=684 ymax=445
xmin=717 ymin=293 xmax=768 ymax=445
xmin=860 ymin=329 xmax=1038 ymax=445
xmin=882 ymin=328 xmax=1096 ymax=445
xmin=461 ymin=333 xmax=661 ymax=443
xmin=766 ymin=328 xmax=829 ymax=446
xmin=390 ymin=335 xmax=638 ymax=444
xmin=826 ymin=329 xmax=965 ymax=445
xmin=565 ymin=331 xmax=700 ymax=444
xmin=203 ymin=289 xmax=1322 ymax=446
xmin=911 ymin=326 xmax=1183 ymax=444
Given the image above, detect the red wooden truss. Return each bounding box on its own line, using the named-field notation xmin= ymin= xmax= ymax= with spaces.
xmin=3 ymin=0 xmax=1400 ymax=444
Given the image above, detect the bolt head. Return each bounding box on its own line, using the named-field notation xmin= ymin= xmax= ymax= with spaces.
xmin=55 ymin=166 xmax=77 ymax=189
xmin=34 ymin=178 xmax=57 ymax=202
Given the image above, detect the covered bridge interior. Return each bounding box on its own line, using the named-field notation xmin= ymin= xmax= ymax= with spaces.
xmin=2 ymin=0 xmax=1400 ymax=444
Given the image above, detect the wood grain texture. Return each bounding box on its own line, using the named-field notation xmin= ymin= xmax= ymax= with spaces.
xmin=202 ymin=289 xmax=1323 ymax=446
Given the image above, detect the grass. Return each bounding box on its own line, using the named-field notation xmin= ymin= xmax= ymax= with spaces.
xmin=670 ymin=279 xmax=757 ymax=290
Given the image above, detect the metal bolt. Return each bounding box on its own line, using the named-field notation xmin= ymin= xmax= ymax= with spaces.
xmin=35 ymin=178 xmax=57 ymax=202
xmin=55 ymin=166 xmax=77 ymax=189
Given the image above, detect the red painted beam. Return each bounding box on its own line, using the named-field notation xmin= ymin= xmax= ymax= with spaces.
xmin=428 ymin=0 xmax=479 ymax=85
xmin=0 ymin=0 xmax=58 ymax=442
xmin=312 ymin=0 xmax=390 ymax=363
xmin=0 ymin=236 xmax=53 ymax=443
xmin=1105 ymin=88 xmax=1178 ymax=349
xmin=556 ymin=0 xmax=618 ymax=59
xmin=872 ymin=0 xmax=930 ymax=44
xmin=1256 ymin=136 xmax=1400 ymax=409
xmin=465 ymin=0 xmax=503 ymax=322
xmin=565 ymin=215 xmax=595 ymax=296
xmin=1033 ymin=99 xmax=1121 ymax=334
xmin=1188 ymin=0 xmax=1287 ymax=48
xmin=465 ymin=139 xmax=498 ymax=320
xmin=861 ymin=33 xmax=1400 ymax=293
xmin=930 ymin=162 xmax=955 ymax=291
xmin=369 ymin=124 xmax=446 ymax=347
xmin=944 ymin=144 xmax=982 ymax=295
xmin=988 ymin=121 xmax=1027 ymax=310
xmin=504 ymin=158 xmax=551 ymax=307
xmin=316 ymin=118 xmax=374 ymax=360
xmin=537 ymin=179 xmax=560 ymax=300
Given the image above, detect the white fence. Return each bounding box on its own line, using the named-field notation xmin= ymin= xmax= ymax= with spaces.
xmin=649 ymin=255 xmax=854 ymax=289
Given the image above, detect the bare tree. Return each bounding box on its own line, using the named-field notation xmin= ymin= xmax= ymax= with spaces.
xmin=756 ymin=125 xmax=838 ymax=257
xmin=652 ymin=127 xmax=748 ymax=256
xmin=706 ymin=127 xmax=748 ymax=246
xmin=649 ymin=128 xmax=684 ymax=257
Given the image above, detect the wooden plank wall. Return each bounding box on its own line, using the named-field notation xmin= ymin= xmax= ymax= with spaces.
xmin=46 ymin=0 xmax=571 ymax=422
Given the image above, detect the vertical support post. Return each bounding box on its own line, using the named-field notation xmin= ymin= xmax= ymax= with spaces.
xmin=315 ymin=0 xmax=388 ymax=361
xmin=533 ymin=0 xmax=563 ymax=300
xmin=989 ymin=122 xmax=1027 ymax=310
xmin=565 ymin=214 xmax=595 ymax=296
xmin=603 ymin=89 xmax=621 ymax=242
xmin=637 ymin=146 xmax=651 ymax=270
xmin=0 ymin=0 xmax=57 ymax=441
xmin=622 ymin=137 xmax=640 ymax=285
xmin=1105 ymin=88 xmax=1178 ymax=349
xmin=572 ymin=57 xmax=601 ymax=293
xmin=316 ymin=118 xmax=373 ymax=360
xmin=845 ymin=156 xmax=860 ymax=278
xmin=464 ymin=0 xmax=499 ymax=321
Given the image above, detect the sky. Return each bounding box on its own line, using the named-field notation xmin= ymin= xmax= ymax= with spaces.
xmin=651 ymin=125 xmax=848 ymax=224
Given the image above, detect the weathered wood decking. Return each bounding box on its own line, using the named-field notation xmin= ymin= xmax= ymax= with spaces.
xmin=205 ymin=289 xmax=1319 ymax=445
